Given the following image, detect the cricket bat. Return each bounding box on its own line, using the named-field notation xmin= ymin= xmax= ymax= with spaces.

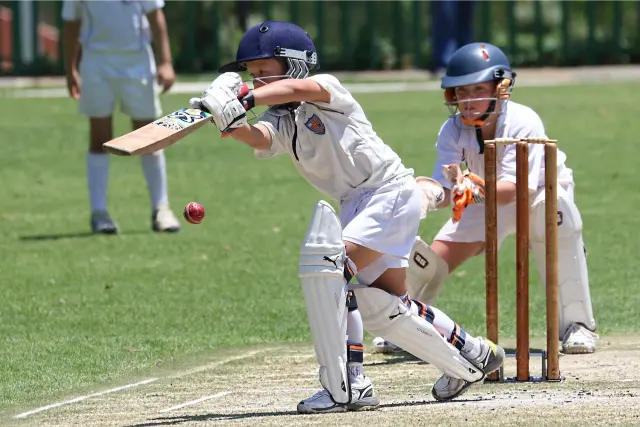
xmin=102 ymin=108 xmax=213 ymax=156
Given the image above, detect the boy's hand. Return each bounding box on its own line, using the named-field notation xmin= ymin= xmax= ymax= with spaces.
xmin=66 ymin=70 xmax=81 ymax=100
xmin=415 ymin=177 xmax=444 ymax=219
xmin=157 ymin=62 xmax=175 ymax=93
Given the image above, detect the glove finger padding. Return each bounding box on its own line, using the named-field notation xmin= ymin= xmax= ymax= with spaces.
xmin=444 ymin=164 xmax=486 ymax=223
xmin=463 ymin=172 xmax=486 ymax=203
xmin=208 ymin=72 xmax=244 ymax=96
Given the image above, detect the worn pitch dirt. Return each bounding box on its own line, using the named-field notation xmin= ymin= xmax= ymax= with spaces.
xmin=6 ymin=335 xmax=640 ymax=427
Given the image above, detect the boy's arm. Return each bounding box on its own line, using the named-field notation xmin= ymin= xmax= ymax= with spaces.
xmin=146 ymin=7 xmax=175 ymax=92
xmin=62 ymin=20 xmax=81 ymax=99
xmin=428 ymin=121 xmax=462 ymax=209
xmin=250 ymin=79 xmax=331 ymax=106
xmin=228 ymin=124 xmax=273 ymax=151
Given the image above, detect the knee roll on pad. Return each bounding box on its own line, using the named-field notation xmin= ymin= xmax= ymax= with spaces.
xmin=406 ymin=236 xmax=450 ymax=306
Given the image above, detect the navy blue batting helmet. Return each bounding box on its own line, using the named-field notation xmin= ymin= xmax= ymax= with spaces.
xmin=218 ymin=21 xmax=319 ymax=79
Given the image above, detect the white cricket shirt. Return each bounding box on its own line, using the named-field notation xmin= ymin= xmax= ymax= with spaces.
xmin=431 ymin=100 xmax=569 ymax=191
xmin=255 ymin=74 xmax=413 ymax=201
xmin=61 ymin=0 xmax=164 ymax=52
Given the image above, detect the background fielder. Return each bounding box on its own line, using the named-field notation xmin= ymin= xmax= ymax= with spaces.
xmin=62 ymin=0 xmax=180 ymax=234
xmin=374 ymin=42 xmax=597 ymax=356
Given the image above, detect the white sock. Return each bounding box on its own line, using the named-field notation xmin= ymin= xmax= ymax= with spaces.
xmin=141 ymin=150 xmax=169 ymax=209
xmin=347 ymin=309 xmax=364 ymax=382
xmin=87 ymin=152 xmax=109 ymax=212
xmin=347 ymin=309 xmax=364 ymax=344
xmin=347 ymin=363 xmax=364 ymax=381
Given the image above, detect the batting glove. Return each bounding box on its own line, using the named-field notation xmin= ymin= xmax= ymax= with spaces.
xmin=415 ymin=176 xmax=445 ymax=220
xmin=199 ymin=85 xmax=248 ymax=134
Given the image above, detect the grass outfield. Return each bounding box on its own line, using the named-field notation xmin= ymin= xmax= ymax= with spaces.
xmin=0 ymin=82 xmax=638 ymax=411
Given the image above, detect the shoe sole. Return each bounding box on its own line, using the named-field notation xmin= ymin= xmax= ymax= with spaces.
xmin=432 ymin=342 xmax=505 ymax=402
xmin=153 ymin=226 xmax=181 ymax=233
xmin=297 ymin=396 xmax=380 ymax=414
xmin=93 ymin=228 xmax=119 ymax=235
xmin=562 ymin=346 xmax=595 ymax=354
xmin=296 ymin=404 xmax=347 ymax=414
xmin=431 ymin=381 xmax=473 ymax=402
xmin=346 ymin=396 xmax=380 ymax=411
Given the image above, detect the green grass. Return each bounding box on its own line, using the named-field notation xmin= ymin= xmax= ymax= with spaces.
xmin=1 ymin=82 xmax=638 ymax=410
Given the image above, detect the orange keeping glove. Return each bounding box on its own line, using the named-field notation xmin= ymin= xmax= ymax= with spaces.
xmin=443 ymin=164 xmax=486 ymax=223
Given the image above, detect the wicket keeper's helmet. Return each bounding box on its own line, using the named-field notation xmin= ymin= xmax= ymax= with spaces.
xmin=441 ymin=42 xmax=516 ymax=126
xmin=218 ymin=21 xmax=319 ymax=79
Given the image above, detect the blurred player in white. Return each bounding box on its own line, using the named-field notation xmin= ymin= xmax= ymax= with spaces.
xmin=372 ymin=42 xmax=598 ymax=356
xmin=62 ymin=0 xmax=180 ymax=234
xmin=189 ymin=21 xmax=506 ymax=412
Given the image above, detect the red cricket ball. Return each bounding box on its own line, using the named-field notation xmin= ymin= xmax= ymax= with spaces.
xmin=183 ymin=202 xmax=205 ymax=224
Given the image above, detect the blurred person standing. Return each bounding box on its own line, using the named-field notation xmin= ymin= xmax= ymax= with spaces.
xmin=62 ymin=0 xmax=181 ymax=234
xmin=430 ymin=1 xmax=476 ymax=75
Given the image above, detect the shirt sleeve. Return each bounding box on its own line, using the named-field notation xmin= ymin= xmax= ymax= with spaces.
xmin=140 ymin=0 xmax=165 ymax=14
xmin=430 ymin=119 xmax=463 ymax=189
xmin=253 ymin=109 xmax=295 ymax=159
xmin=61 ymin=0 xmax=81 ymax=21
xmin=308 ymin=74 xmax=355 ymax=112
xmin=497 ymin=108 xmax=547 ymax=191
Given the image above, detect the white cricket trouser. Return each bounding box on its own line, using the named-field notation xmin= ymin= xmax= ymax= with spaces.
xmin=341 ymin=176 xmax=422 ymax=285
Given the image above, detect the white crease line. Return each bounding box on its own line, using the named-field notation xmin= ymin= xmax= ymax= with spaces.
xmin=169 ymin=349 xmax=268 ymax=378
xmin=13 ymin=378 xmax=158 ymax=419
xmin=159 ymin=391 xmax=231 ymax=413
xmin=159 ymin=387 xmax=315 ymax=413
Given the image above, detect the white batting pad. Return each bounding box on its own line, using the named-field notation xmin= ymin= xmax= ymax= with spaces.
xmin=299 ymin=200 xmax=350 ymax=404
xmin=406 ymin=237 xmax=450 ymax=306
xmin=353 ymin=287 xmax=483 ymax=382
xmin=530 ymin=191 xmax=596 ymax=335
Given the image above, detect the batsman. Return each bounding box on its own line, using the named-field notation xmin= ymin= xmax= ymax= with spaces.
xmin=372 ymin=43 xmax=598 ymax=356
xmin=189 ymin=21 xmax=505 ymax=412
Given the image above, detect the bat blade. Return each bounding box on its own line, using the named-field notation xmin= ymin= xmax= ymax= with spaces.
xmin=102 ymin=108 xmax=212 ymax=156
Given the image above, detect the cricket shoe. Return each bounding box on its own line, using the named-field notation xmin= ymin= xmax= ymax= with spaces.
xmin=152 ymin=205 xmax=181 ymax=232
xmin=91 ymin=210 xmax=119 ymax=235
xmin=371 ymin=337 xmax=408 ymax=354
xmin=297 ymin=375 xmax=380 ymax=414
xmin=431 ymin=337 xmax=505 ymax=402
xmin=562 ymin=323 xmax=598 ymax=354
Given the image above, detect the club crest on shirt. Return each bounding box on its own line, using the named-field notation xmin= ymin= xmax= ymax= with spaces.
xmin=305 ymin=114 xmax=326 ymax=135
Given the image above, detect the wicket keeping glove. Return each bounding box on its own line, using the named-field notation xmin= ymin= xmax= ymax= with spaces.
xmin=443 ymin=164 xmax=486 ymax=223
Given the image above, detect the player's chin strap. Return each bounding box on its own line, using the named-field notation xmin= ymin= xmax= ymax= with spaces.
xmin=444 ymin=77 xmax=515 ymax=154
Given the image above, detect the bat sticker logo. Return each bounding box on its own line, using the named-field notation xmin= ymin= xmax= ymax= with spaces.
xmin=154 ymin=109 xmax=211 ymax=130
xmin=167 ymin=108 xmax=209 ymax=124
